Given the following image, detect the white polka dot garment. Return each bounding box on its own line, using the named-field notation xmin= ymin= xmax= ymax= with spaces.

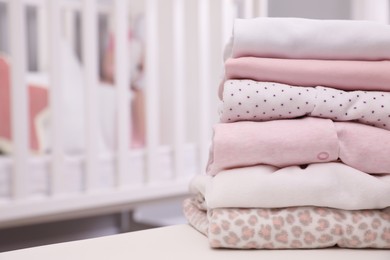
xmin=221 ymin=80 xmax=390 ymax=131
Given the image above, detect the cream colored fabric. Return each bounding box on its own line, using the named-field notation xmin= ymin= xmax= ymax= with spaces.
xmin=193 ymin=163 xmax=390 ymax=210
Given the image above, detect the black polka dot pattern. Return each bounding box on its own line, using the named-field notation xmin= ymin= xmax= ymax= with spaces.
xmin=221 ymin=80 xmax=316 ymax=122
xmin=221 ymin=80 xmax=390 ymax=131
xmin=314 ymin=86 xmax=390 ymax=130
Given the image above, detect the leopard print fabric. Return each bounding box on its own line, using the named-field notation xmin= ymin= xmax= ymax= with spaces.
xmin=183 ymin=197 xmax=390 ymax=249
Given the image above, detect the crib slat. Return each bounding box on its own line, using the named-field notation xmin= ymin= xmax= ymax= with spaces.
xmin=82 ymin=0 xmax=99 ymax=191
xmin=37 ymin=3 xmax=48 ymax=71
xmin=242 ymin=0 xmax=254 ymax=18
xmin=114 ymin=0 xmax=130 ymax=187
xmin=47 ymin=0 xmax=64 ymax=195
xmin=352 ymin=0 xmax=389 ymax=23
xmin=145 ymin=0 xmax=160 ymax=183
xmin=9 ymin=0 xmax=28 ymax=199
xmin=221 ymin=0 xmax=234 ymax=49
xmin=256 ymin=0 xmax=268 ymax=17
xmin=63 ymin=10 xmax=76 ymax=61
xmin=198 ymin=0 xmax=211 ymax=170
xmin=173 ymin=0 xmax=186 ymax=180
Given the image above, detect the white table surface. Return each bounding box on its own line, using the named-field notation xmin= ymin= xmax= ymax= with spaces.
xmin=1 ymin=225 xmax=389 ymax=260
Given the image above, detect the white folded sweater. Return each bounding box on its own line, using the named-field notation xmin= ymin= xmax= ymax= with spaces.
xmin=191 ymin=162 xmax=390 ymax=210
xmin=227 ymin=17 xmax=390 ymax=60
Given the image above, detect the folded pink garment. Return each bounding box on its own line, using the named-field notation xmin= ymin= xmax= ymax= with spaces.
xmin=183 ymin=197 xmax=390 ymax=249
xmin=207 ymin=117 xmax=390 ymax=175
xmin=218 ymin=57 xmax=390 ymax=99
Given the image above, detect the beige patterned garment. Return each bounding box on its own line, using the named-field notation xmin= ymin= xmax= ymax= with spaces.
xmin=183 ymin=197 xmax=390 ymax=249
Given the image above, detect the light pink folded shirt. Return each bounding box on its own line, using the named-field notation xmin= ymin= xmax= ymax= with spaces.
xmin=218 ymin=57 xmax=390 ymax=99
xmin=206 ymin=117 xmax=390 ymax=176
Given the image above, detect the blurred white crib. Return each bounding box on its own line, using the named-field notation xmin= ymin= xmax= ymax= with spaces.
xmin=0 ymin=0 xmax=270 ymax=228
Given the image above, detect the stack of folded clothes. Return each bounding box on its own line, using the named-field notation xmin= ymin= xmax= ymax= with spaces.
xmin=183 ymin=17 xmax=390 ymax=249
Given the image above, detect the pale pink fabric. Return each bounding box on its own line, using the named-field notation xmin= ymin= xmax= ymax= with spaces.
xmin=0 ymin=56 xmax=48 ymax=152
xmin=0 ymin=56 xmax=11 ymax=147
xmin=219 ymin=57 xmax=390 ymax=99
xmin=206 ymin=117 xmax=390 ymax=176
